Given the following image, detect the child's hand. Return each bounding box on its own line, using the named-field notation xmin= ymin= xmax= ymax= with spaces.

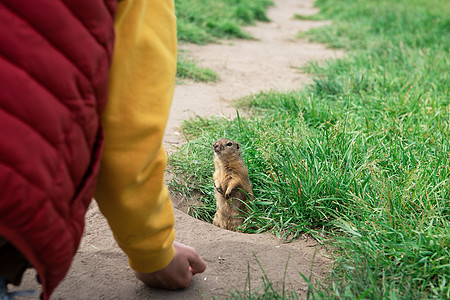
xmin=135 ymin=241 xmax=206 ymax=290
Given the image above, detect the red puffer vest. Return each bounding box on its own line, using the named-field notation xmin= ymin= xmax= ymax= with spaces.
xmin=0 ymin=1 xmax=116 ymax=299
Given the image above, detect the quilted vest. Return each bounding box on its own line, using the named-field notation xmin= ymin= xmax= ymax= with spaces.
xmin=0 ymin=1 xmax=116 ymax=298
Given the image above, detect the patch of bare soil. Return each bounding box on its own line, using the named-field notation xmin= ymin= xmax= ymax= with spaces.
xmin=15 ymin=0 xmax=342 ymax=299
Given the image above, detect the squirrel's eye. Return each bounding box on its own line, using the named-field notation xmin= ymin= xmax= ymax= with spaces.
xmin=226 ymin=142 xmax=233 ymax=146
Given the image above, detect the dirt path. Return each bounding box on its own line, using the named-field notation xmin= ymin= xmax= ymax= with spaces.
xmin=17 ymin=0 xmax=342 ymax=299
xmin=164 ymin=0 xmax=342 ymax=150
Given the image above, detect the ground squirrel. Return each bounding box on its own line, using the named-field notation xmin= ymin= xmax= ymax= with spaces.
xmin=212 ymin=138 xmax=253 ymax=231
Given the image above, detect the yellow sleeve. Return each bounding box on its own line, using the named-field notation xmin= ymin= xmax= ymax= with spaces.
xmin=94 ymin=0 xmax=177 ymax=273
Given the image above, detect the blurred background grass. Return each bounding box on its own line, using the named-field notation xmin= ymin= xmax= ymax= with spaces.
xmin=175 ymin=0 xmax=273 ymax=82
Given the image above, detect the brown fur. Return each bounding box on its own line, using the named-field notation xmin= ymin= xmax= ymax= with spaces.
xmin=212 ymin=138 xmax=253 ymax=231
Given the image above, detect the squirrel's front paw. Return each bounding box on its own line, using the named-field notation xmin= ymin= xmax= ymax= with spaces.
xmin=225 ymin=186 xmax=237 ymax=199
xmin=214 ymin=183 xmax=224 ymax=195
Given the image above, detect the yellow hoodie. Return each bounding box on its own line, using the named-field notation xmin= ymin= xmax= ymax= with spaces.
xmin=94 ymin=0 xmax=177 ymax=273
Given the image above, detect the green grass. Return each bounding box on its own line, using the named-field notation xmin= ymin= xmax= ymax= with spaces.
xmin=175 ymin=0 xmax=273 ymax=45
xmin=215 ymin=255 xmax=301 ymax=300
xmin=177 ymin=51 xmax=219 ymax=83
xmin=175 ymin=0 xmax=274 ymax=81
xmin=293 ymin=14 xmax=323 ymax=22
xmin=169 ymin=0 xmax=450 ymax=298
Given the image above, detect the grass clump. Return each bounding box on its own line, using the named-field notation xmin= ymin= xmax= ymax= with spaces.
xmin=170 ymin=0 xmax=450 ymax=298
xmin=175 ymin=0 xmax=273 ymax=82
xmin=218 ymin=255 xmax=301 ymax=300
xmin=177 ymin=51 xmax=219 ymax=83
xmin=175 ymin=0 xmax=273 ymax=45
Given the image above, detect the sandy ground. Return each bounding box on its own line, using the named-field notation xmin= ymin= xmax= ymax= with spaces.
xmin=15 ymin=0 xmax=343 ymax=299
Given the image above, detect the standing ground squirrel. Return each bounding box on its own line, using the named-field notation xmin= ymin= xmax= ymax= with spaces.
xmin=212 ymin=138 xmax=253 ymax=231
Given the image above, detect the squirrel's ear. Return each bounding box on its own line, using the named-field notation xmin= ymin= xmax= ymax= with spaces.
xmin=236 ymin=143 xmax=240 ymax=149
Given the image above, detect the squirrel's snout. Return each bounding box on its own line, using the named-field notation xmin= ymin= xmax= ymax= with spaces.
xmin=213 ymin=142 xmax=224 ymax=153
